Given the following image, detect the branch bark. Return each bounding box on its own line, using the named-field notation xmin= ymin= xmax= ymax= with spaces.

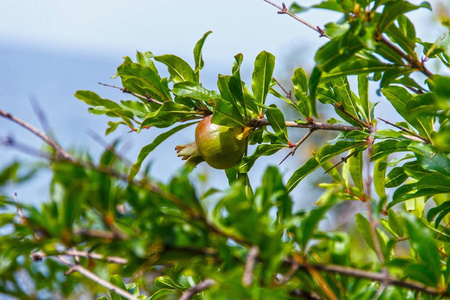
xmin=263 ymin=0 xmax=331 ymax=39
xmin=0 ymin=109 xmax=76 ymax=162
xmin=56 ymin=256 xmax=140 ymax=300
xmin=178 ymin=279 xmax=216 ymax=300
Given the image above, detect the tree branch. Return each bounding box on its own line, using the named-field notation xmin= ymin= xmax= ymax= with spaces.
xmin=302 ymin=263 xmax=446 ymax=296
xmin=31 ymin=250 xmax=128 ymax=265
xmin=263 ymin=0 xmax=331 ymax=39
xmin=0 ymin=109 xmax=76 ymax=162
xmin=378 ymin=117 xmax=430 ymax=144
xmin=178 ymin=279 xmax=216 ymax=300
xmin=56 ymin=256 xmax=140 ymax=300
xmin=249 ymin=118 xmax=360 ymax=132
xmin=378 ymin=35 xmax=433 ymax=78
xmin=273 ymin=77 xmax=297 ymax=105
xmin=98 ymin=82 xmax=163 ymax=105
xmin=243 ymin=246 xmax=259 ymax=287
xmin=279 ymin=129 xmax=315 ymax=165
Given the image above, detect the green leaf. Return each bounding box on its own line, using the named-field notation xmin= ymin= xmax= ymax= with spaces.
xmin=314 ymin=29 xmax=365 ymax=72
xmin=349 ymin=151 xmax=364 ymax=195
xmin=172 ymin=81 xmax=218 ymax=102
xmin=355 ymin=213 xmax=376 ymax=252
xmin=403 ymin=213 xmax=441 ymax=286
xmin=154 ymin=54 xmax=196 ymax=83
xmin=377 ymin=1 xmax=430 ymax=33
xmin=217 ymin=75 xmax=245 ymax=122
xmin=117 ymin=61 xmax=172 ymax=103
xmin=252 ymin=51 xmax=275 ymax=105
xmin=371 ymin=139 xmax=411 ymax=161
xmin=385 ymin=167 xmax=408 ymax=188
xmin=149 ymin=289 xmax=177 ymax=300
xmin=265 ymin=105 xmax=289 ymax=144
xmin=373 ymin=157 xmax=388 ymax=202
xmin=212 ymin=98 xmax=246 ymax=127
xmin=75 ymin=90 xmax=122 ymax=110
xmin=292 ymin=67 xmax=311 ymax=118
xmin=308 ymin=67 xmax=321 ymax=116
xmin=300 ymin=203 xmax=333 ymax=250
xmin=110 ymin=274 xmax=127 ymax=300
xmin=427 ymin=201 xmax=450 ymax=227
xmin=325 ymin=57 xmax=396 ymax=79
xmin=388 ymin=209 xmax=405 ymax=238
xmin=136 ymin=51 xmax=157 ymax=72
xmin=193 ymin=31 xmax=212 ymax=75
xmin=317 ymin=139 xmax=366 ymax=164
xmin=381 ymin=86 xmax=431 ymax=138
xmin=357 ymin=74 xmax=370 ymax=122
xmin=238 ymin=144 xmax=286 ymax=173
xmin=129 ymin=122 xmax=196 ymax=179
xmin=141 ymin=102 xmax=197 ymax=128
xmin=286 ymin=156 xmax=320 ymax=192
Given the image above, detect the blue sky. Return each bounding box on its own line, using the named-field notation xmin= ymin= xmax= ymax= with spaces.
xmin=0 ymin=0 xmax=446 ymax=204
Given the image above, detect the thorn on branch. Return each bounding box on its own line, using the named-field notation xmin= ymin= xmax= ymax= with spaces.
xmin=279 ymin=129 xmax=314 ymax=165
xmin=324 ymin=151 xmax=356 ymax=174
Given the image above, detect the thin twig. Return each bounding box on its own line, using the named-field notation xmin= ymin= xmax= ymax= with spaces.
xmin=249 ymin=118 xmax=360 ymax=132
xmin=243 ymin=246 xmax=259 ymax=287
xmin=333 ymin=104 xmax=368 ymax=128
xmin=302 ymin=263 xmax=445 ymax=296
xmin=279 ymin=129 xmax=314 ymax=165
xmin=178 ymin=279 xmax=216 ymax=300
xmin=30 ymin=96 xmax=54 ymax=141
xmin=378 ymin=35 xmax=433 ymax=78
xmin=0 ymin=109 xmax=75 ymax=162
xmin=31 ymin=250 xmax=128 ymax=265
xmin=273 ymin=77 xmax=297 ymax=105
xmin=377 ymin=117 xmax=430 ymax=144
xmin=98 ymin=82 xmax=163 ymax=105
xmin=263 ymin=0 xmax=332 ymax=39
xmin=323 ymin=151 xmax=357 ymax=174
xmin=56 ymin=256 xmax=140 ymax=300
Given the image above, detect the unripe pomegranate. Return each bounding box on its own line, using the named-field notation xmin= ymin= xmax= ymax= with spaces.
xmin=175 ymin=115 xmax=246 ymax=169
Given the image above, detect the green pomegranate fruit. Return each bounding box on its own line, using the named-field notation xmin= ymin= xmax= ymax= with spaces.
xmin=175 ymin=115 xmax=246 ymax=169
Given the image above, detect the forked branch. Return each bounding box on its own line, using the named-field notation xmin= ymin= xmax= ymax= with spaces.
xmin=263 ymin=0 xmax=332 ymax=39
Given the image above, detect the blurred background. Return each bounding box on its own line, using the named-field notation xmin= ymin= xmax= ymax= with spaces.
xmin=0 ymin=0 xmax=448 ymax=211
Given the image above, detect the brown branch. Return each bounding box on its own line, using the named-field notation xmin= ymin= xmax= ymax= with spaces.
xmin=302 ymin=263 xmax=445 ymax=296
xmin=0 ymin=109 xmax=76 ymax=162
xmin=249 ymin=118 xmax=360 ymax=132
xmin=243 ymin=246 xmax=259 ymax=287
xmin=31 ymin=250 xmax=128 ymax=265
xmin=56 ymin=256 xmax=140 ymax=300
xmin=263 ymin=0 xmax=331 ymax=39
xmin=98 ymin=82 xmax=163 ymax=106
xmin=273 ymin=77 xmax=297 ymax=105
xmin=377 ymin=117 xmax=430 ymax=144
xmin=333 ymin=104 xmax=369 ymax=128
xmin=378 ymin=35 xmax=433 ymax=78
xmin=323 ymin=151 xmax=357 ymax=174
xmin=178 ymin=278 xmax=216 ymax=300
xmin=280 ymin=129 xmax=315 ymax=165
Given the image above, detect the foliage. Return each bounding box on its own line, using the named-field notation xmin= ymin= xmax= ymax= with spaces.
xmin=1 ymin=0 xmax=450 ymax=299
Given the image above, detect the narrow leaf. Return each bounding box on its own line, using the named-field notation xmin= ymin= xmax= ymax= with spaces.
xmin=130 ymin=122 xmax=196 ymax=179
